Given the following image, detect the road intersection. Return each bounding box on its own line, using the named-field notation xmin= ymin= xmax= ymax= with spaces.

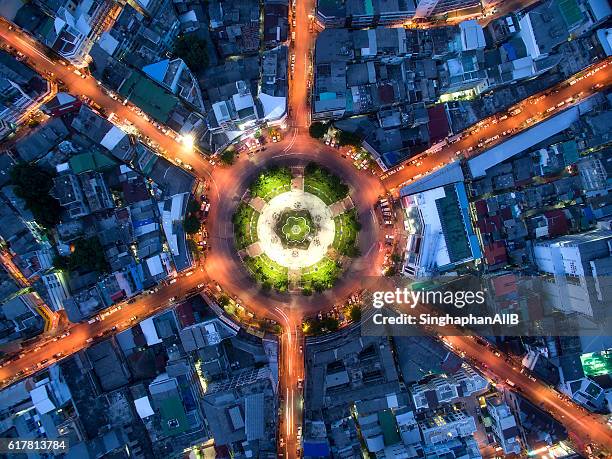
xmin=0 ymin=9 xmax=610 ymax=457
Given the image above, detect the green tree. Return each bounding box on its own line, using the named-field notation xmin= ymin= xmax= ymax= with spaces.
xmin=308 ymin=122 xmax=327 ymax=139
xmin=184 ymin=215 xmax=201 ymax=234
xmin=187 ymin=198 xmax=200 ymax=214
xmin=187 ymin=239 xmax=200 ymax=261
xmin=10 ymin=163 xmax=62 ymax=228
xmin=337 ymin=130 xmax=361 ymax=146
xmin=53 ymin=254 xmax=69 ymax=271
xmin=345 ymin=245 xmax=361 ymax=258
xmin=172 ymin=35 xmax=209 ymax=71
xmin=349 ymin=305 xmax=362 ymax=323
xmin=68 ymin=237 xmax=109 ymax=273
xmin=220 ymin=149 xmax=235 ymax=165
xmin=323 ymin=317 xmax=339 ymax=331
xmin=217 ymin=295 xmax=231 ymax=307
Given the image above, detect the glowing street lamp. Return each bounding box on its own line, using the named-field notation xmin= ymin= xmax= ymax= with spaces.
xmin=179 ymin=133 xmax=195 ymax=150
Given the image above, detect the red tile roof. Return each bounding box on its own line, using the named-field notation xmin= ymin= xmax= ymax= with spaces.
xmin=484 ymin=241 xmax=507 ymax=265
xmin=491 ymin=273 xmax=517 ymax=297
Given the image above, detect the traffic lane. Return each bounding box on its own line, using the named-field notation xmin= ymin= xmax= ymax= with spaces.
xmin=204 ymin=137 xmax=386 ymax=318
xmin=0 ymin=23 xmax=215 ymax=182
xmin=0 ymin=270 xmax=208 ymax=387
xmin=384 ymin=63 xmax=611 ymax=189
xmin=382 ymin=59 xmax=612 ymax=191
xmin=283 ymin=327 xmax=304 ymax=457
xmin=447 ymin=336 xmax=612 ymax=449
xmin=288 ymin=0 xmax=315 ymax=126
xmin=384 ymin=59 xmax=612 ymax=188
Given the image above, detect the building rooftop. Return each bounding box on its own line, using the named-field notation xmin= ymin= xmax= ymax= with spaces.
xmin=118 ymin=71 xmax=180 ymax=123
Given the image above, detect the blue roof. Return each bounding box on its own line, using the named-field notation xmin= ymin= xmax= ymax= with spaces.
xmin=502 ymin=42 xmax=517 ymax=60
xmin=303 ymin=441 xmax=330 ymax=458
xmin=142 ymin=59 xmax=170 ymax=84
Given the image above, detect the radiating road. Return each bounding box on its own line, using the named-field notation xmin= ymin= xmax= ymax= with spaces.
xmin=445 ymin=335 xmax=612 ymax=454
xmin=0 ymin=19 xmax=215 ymax=184
xmin=0 ymin=268 xmax=208 ymax=387
xmin=1 ymin=11 xmax=612 ymax=457
xmin=381 ymin=57 xmax=612 ymax=192
xmin=275 ymin=306 xmax=304 ymax=458
xmin=288 ymin=0 xmax=316 ymax=127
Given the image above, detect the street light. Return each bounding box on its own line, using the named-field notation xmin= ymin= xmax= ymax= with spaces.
xmin=179 ymin=134 xmax=195 ymax=150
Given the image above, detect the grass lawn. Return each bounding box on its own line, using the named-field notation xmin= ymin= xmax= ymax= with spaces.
xmin=233 ymin=202 xmax=259 ymax=249
xmin=244 ymin=254 xmax=289 ymax=292
xmin=249 ymin=166 xmax=292 ymax=201
xmin=333 ymin=209 xmax=360 ymax=256
xmin=301 ymin=257 xmax=341 ymax=292
xmin=304 ymin=163 xmax=349 ymax=205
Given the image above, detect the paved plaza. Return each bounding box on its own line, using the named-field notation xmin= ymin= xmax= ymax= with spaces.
xmin=256 ymin=190 xmax=335 ymax=269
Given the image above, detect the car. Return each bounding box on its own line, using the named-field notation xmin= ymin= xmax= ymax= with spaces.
xmin=169 ymin=296 xmax=177 ymax=303
xmin=127 ymin=298 xmax=136 ymax=304
xmin=86 ymin=338 xmax=94 ymax=343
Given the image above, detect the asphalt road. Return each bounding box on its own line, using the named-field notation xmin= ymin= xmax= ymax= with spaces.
xmin=1 ymin=13 xmax=611 ymax=456
xmin=381 ymin=57 xmax=612 ymax=192
xmin=0 ymin=268 xmax=208 ymax=387
xmin=445 ymin=335 xmax=612 ymax=454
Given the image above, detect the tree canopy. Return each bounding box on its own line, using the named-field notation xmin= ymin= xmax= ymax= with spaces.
xmin=173 ymin=35 xmax=209 ymax=71
xmin=220 ymin=149 xmax=236 ymax=165
xmin=56 ymin=237 xmax=109 ymax=273
xmin=10 ymin=163 xmax=62 ymax=228
xmin=337 ymin=130 xmax=362 ymax=146
xmin=308 ymin=122 xmax=327 ymax=139
xmin=184 ymin=215 xmax=201 ymax=234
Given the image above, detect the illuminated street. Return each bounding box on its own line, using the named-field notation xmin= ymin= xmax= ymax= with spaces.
xmin=0 ymin=4 xmax=611 ymax=457
xmin=381 ymin=57 xmax=612 ymax=193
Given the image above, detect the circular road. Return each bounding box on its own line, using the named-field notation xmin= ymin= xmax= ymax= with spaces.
xmin=205 ymin=135 xmax=386 ymax=318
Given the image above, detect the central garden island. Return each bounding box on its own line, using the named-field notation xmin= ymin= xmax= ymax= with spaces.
xmin=232 ymin=163 xmax=361 ymax=294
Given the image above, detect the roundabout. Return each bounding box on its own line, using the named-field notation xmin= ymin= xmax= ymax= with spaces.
xmin=205 ymin=137 xmax=386 ymax=316
xmin=233 ymin=164 xmax=357 ymax=293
